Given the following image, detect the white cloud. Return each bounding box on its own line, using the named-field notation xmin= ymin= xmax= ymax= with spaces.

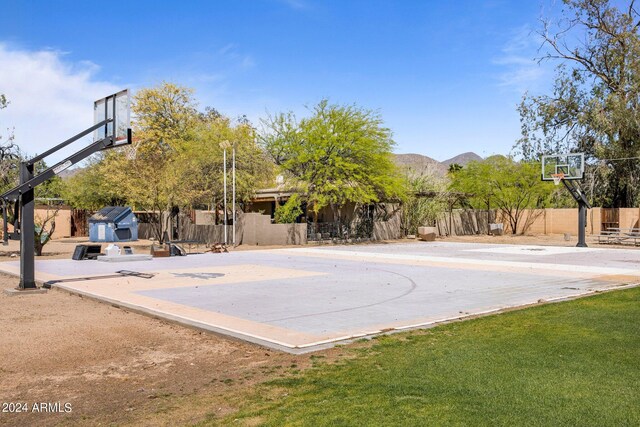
xmin=214 ymin=43 xmax=255 ymax=71
xmin=494 ymin=25 xmax=550 ymax=93
xmin=0 ymin=43 xmax=121 ymax=163
xmin=218 ymin=43 xmax=237 ymax=56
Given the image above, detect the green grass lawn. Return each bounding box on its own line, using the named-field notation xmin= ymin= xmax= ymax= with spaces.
xmin=210 ymin=288 xmax=640 ymax=426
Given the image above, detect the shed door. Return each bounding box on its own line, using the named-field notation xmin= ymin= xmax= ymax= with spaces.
xmin=98 ymin=224 xmax=106 ymax=240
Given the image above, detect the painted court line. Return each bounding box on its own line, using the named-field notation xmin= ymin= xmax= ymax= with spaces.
xmin=463 ymin=245 xmax=602 ymax=256
xmin=279 ymin=247 xmax=640 ymax=276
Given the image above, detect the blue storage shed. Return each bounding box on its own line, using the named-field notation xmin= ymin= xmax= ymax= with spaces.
xmin=89 ymin=206 xmax=138 ymax=242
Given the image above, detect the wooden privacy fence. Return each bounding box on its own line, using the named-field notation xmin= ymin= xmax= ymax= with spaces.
xmin=436 ymin=210 xmax=495 ymax=236
xmin=71 ymin=209 xmax=89 ymax=236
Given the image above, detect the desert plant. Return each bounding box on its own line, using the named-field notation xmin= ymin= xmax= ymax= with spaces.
xmin=274 ymin=193 xmax=303 ymax=224
xmin=34 ymin=206 xmax=58 ymax=256
xmin=401 ymin=172 xmax=449 ymax=236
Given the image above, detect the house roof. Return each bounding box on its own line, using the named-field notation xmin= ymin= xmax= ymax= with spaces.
xmin=89 ymin=206 xmax=133 ymax=224
xmin=252 ymin=188 xmax=298 ymax=202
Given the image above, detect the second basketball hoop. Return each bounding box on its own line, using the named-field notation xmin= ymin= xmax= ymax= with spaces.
xmin=551 ymin=172 xmax=565 ymax=186
xmin=541 ymin=152 xmax=590 ymax=247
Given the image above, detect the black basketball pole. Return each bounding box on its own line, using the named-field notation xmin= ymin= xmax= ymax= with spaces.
xmin=2 ymin=200 xmax=8 ymax=246
xmin=561 ymin=179 xmax=591 ymax=248
xmin=19 ymin=161 xmax=37 ymax=289
xmin=0 ymin=120 xmax=131 ymax=292
xmin=577 ymin=199 xmax=588 ymax=247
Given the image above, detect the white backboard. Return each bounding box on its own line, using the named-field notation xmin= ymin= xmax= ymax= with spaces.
xmin=541 ymin=153 xmax=585 ymax=181
xmin=93 ymin=89 xmax=130 ymax=145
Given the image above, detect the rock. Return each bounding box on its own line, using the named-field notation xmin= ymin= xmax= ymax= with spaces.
xmin=489 ymin=223 xmax=504 ymax=236
xmin=418 ymin=226 xmax=437 ymax=241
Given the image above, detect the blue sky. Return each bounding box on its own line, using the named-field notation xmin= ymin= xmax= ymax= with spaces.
xmin=0 ymin=0 xmax=557 ymax=164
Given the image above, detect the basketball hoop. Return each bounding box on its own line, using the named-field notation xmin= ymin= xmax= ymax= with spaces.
xmin=551 ymin=173 xmax=565 ymax=186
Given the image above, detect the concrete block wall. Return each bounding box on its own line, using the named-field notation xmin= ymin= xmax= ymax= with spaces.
xmin=528 ymin=208 xmax=604 ymax=235
xmin=34 ymin=207 xmax=72 ymax=238
xmin=438 ymin=208 xmax=613 ymax=236
xmin=502 ymin=208 xmax=602 ymax=235
xmin=478 ymin=207 xmax=640 ymax=235
xmin=239 ymin=213 xmax=307 ymax=246
xmin=1 ymin=206 xmax=73 ymax=240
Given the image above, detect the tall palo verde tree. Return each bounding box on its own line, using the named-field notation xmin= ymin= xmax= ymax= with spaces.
xmin=260 ymin=99 xmax=404 ymax=224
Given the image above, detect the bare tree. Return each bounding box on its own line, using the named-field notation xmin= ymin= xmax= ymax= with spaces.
xmin=34 ymin=206 xmax=59 ymax=256
xmin=0 ymin=95 xmax=21 ymax=232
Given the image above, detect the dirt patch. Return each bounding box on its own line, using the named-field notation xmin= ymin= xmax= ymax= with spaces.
xmin=0 ymin=272 xmax=352 ymax=426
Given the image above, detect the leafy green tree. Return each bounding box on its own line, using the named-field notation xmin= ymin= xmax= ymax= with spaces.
xmin=175 ymin=117 xmax=274 ymax=211
xmin=63 ymin=83 xmax=273 ymax=242
xmin=451 ymin=160 xmax=493 ymax=212
xmin=516 ymin=0 xmax=640 ymax=207
xmin=58 ymin=83 xmax=198 ymax=239
xmin=451 ymin=156 xmax=553 ymax=234
xmin=60 ymin=153 xmax=127 ymax=210
xmin=32 ymin=160 xmax=64 ymax=200
xmin=0 ymin=144 xmax=19 ymax=196
xmin=274 ymin=193 xmax=304 ymax=224
xmin=400 ymin=172 xmax=450 ymax=236
xmin=261 ymin=99 xmax=404 ymax=223
xmin=108 ymin=82 xmax=201 ymax=241
xmin=133 ymin=82 xmax=198 ymax=154
xmin=0 ymin=95 xmax=19 ymax=237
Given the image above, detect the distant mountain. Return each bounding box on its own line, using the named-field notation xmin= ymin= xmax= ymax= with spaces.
xmin=394 ymin=152 xmax=483 ymax=176
xmin=442 ymin=152 xmax=483 ymax=167
xmin=394 ymin=153 xmax=448 ymax=176
xmin=58 ymin=167 xmax=83 ymax=180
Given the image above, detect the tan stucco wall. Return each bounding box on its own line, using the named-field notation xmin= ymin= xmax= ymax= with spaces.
xmin=1 ymin=207 xmax=73 ymax=239
xmin=240 ymin=213 xmax=307 ymax=246
xmin=518 ymin=208 xmax=601 ymax=235
xmin=35 ymin=207 xmax=72 ymax=238
xmin=502 ymin=207 xmax=640 ymax=235
xmin=618 ymin=208 xmax=640 ymax=229
xmin=437 ymin=207 xmax=629 ymax=236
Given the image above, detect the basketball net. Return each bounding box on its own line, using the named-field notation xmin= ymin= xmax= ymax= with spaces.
xmin=551 ymin=173 xmax=565 ymax=186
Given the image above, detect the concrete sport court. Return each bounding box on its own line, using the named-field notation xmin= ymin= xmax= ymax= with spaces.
xmin=1 ymin=241 xmax=639 ymax=353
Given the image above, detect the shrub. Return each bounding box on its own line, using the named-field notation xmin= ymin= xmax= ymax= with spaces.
xmin=274 ymin=194 xmax=303 ymax=224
